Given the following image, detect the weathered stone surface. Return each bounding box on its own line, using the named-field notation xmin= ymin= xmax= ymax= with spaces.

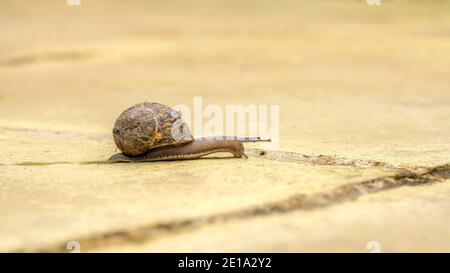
xmin=101 ymin=180 xmax=450 ymax=253
xmin=0 ymin=0 xmax=448 ymax=252
xmin=0 ymin=128 xmax=398 ymax=251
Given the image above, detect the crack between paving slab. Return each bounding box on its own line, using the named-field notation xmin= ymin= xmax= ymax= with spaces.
xmin=7 ymin=152 xmax=425 ymax=176
xmin=27 ymin=163 xmax=449 ymax=253
xmin=0 ymin=126 xmax=431 ymax=172
xmin=246 ymin=149 xmax=421 ymax=171
xmin=0 ymin=50 xmax=99 ymax=67
xmin=5 ymin=149 xmax=423 ymax=173
xmin=0 ymin=126 xmax=111 ymax=142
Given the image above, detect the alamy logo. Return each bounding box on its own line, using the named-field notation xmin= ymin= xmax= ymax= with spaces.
xmin=172 ymin=97 xmax=279 ymax=149
xmin=66 ymin=240 xmax=81 ymax=253
xmin=366 ymin=241 xmax=382 ymax=253
xmin=367 ymin=0 xmax=381 ymax=6
xmin=67 ymin=0 xmax=81 ymax=6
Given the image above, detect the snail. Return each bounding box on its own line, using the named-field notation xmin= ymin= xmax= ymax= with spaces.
xmin=108 ymin=102 xmax=270 ymax=162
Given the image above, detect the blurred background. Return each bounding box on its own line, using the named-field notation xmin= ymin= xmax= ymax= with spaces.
xmin=1 ymin=0 xmax=449 ymax=164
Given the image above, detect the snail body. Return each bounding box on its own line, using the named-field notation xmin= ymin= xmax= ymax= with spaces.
xmin=109 ymin=138 xmax=246 ymax=162
xmin=109 ymin=102 xmax=269 ymax=162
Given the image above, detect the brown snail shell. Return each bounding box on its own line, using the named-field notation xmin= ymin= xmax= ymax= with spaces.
xmin=112 ymin=102 xmax=193 ymax=156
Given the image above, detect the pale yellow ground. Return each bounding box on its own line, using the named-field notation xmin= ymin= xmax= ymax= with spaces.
xmin=103 ymin=180 xmax=450 ymax=253
xmin=0 ymin=0 xmax=449 ymax=252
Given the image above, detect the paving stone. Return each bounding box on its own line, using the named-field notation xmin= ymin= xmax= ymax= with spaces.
xmin=0 ymin=128 xmax=398 ymax=251
xmin=0 ymin=0 xmax=448 ymax=252
xmin=101 ymin=180 xmax=450 ymax=252
xmin=1 ymin=1 xmax=449 ymax=167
